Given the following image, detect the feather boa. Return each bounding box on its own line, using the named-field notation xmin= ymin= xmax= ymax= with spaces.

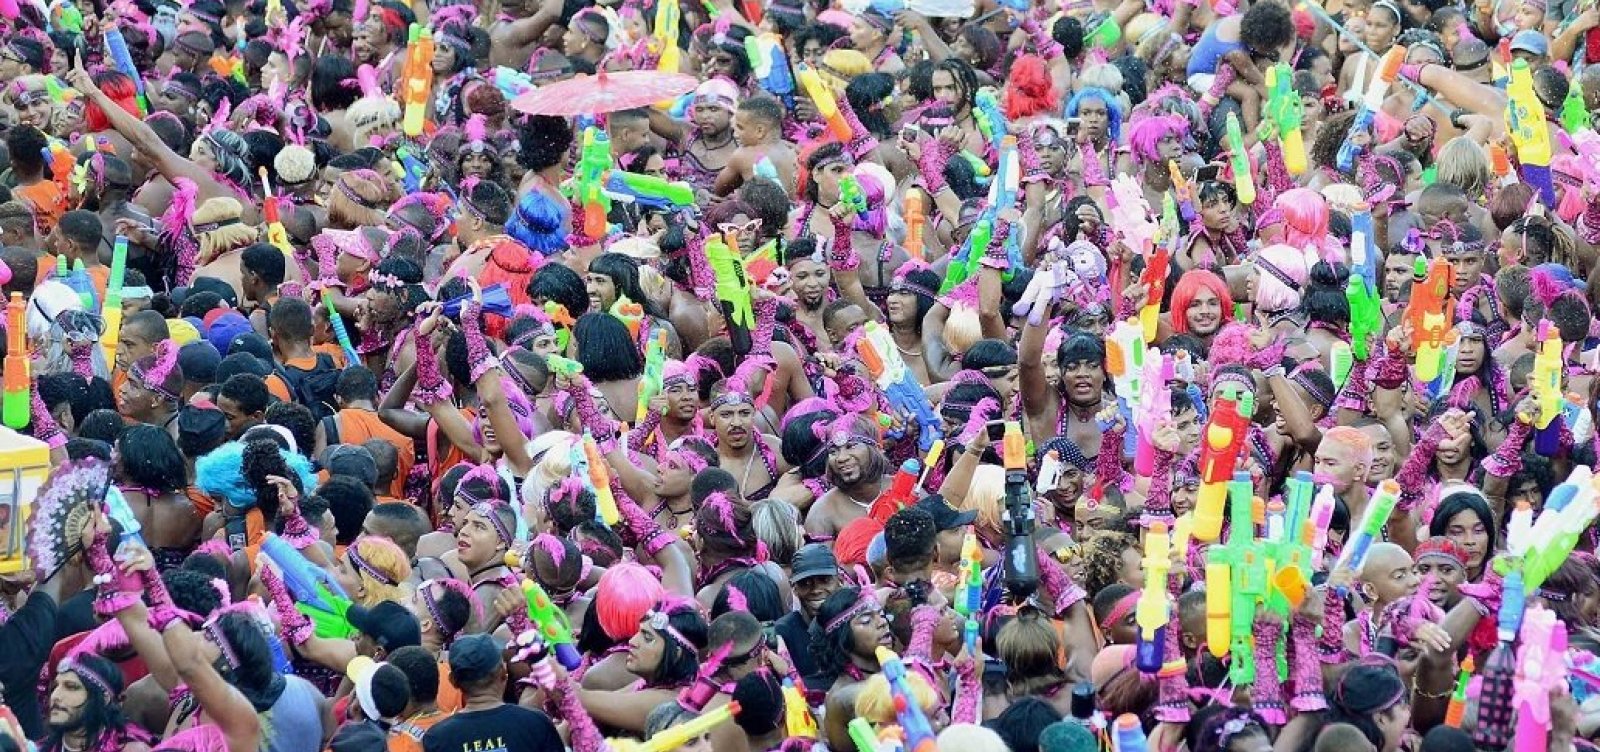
xmin=161 ymin=178 xmax=200 ymax=286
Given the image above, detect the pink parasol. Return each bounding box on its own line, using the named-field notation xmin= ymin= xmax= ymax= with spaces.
xmin=510 ymin=69 xmax=700 ymax=117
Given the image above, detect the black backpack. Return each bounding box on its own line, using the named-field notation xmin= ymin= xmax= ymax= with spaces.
xmin=275 ymin=353 xmax=341 ymax=420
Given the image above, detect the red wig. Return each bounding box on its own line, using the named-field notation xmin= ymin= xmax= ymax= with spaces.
xmin=1167 ymin=269 xmax=1234 ymax=336
xmin=84 ymin=72 xmax=141 ymax=133
xmin=1002 ymin=55 xmax=1058 ymax=121
xmin=476 ymin=239 xmax=543 ymax=339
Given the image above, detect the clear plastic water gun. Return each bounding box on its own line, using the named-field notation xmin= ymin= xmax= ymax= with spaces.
xmin=1347 ymin=209 xmax=1382 ymax=359
xmin=1134 ymin=521 xmax=1171 ymax=673
xmin=857 ymin=321 xmax=940 ymax=451
xmin=1404 ymin=256 xmax=1456 ymax=383
xmin=795 ymin=63 xmax=853 ymax=142
xmin=1192 ymin=397 xmax=1249 ymax=541
xmin=100 ymin=236 xmax=127 ymax=368
xmin=1308 ymin=483 xmax=1336 ymax=570
xmin=400 ymin=24 xmax=434 ymax=137
xmin=1225 ymin=112 xmax=1255 ymax=205
xmin=1265 ymin=63 xmax=1307 ymax=175
xmin=1519 ymin=466 xmax=1600 ymax=590
xmin=103 ymin=28 xmax=147 ymax=114
xmin=608 ymin=702 xmax=741 ymax=752
xmin=636 ymin=328 xmax=667 ymax=421
xmin=1332 ymin=479 xmax=1399 ymax=575
xmin=2 ymin=293 xmax=26 ymax=430
xmin=322 ymin=289 xmax=360 ymax=368
xmin=876 ymin=647 xmax=938 ymax=752
xmin=1507 ymin=58 xmax=1555 ymax=205
xmin=1337 ymin=46 xmax=1406 ymax=171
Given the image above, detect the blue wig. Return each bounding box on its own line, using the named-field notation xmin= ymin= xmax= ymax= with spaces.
xmin=507 ymin=190 xmax=571 ymax=257
xmin=195 ymin=440 xmax=320 ymax=510
xmin=1065 ymin=87 xmax=1124 ymax=144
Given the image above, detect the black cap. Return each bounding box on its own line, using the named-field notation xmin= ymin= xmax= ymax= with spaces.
xmin=227 ymin=332 xmax=275 ymax=365
xmin=347 ymin=601 xmax=421 ymax=653
xmin=328 ymin=721 xmax=387 ymax=752
xmin=913 ymin=494 xmax=977 ymax=531
xmin=448 ymin=633 xmax=503 ymax=685
xmin=790 ymin=543 xmax=839 ymax=582
xmin=176 ymin=405 xmax=228 ymax=456
xmin=324 ymin=444 xmax=378 ymax=488
xmin=186 ymin=276 xmax=240 ymax=308
xmin=178 ymin=341 xmax=222 ymax=384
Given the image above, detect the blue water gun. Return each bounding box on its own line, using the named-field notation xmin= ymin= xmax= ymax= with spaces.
xmin=103 ymin=28 xmax=147 ymax=115
xmin=397 ymin=146 xmax=427 ymax=193
xmin=260 ymin=534 xmax=350 ymax=611
xmin=973 ymin=89 xmax=1008 ymax=158
xmin=745 ymin=34 xmax=796 ymax=110
xmin=1337 ymin=46 xmax=1405 ymax=171
xmin=876 ymin=647 xmax=938 ymax=752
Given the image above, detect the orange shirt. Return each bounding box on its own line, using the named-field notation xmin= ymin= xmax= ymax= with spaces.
xmin=332 ymin=408 xmax=415 ymax=498
xmin=14 ymin=180 xmax=63 ymax=231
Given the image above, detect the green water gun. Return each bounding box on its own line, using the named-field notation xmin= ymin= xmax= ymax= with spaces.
xmin=546 ymin=354 xmax=585 ymax=377
xmin=838 ymin=174 xmax=868 ymax=217
xmin=707 ymin=232 xmax=755 ymax=355
xmin=1563 ymin=76 xmax=1588 ymax=135
xmin=1211 ymin=473 xmax=1265 ymax=685
xmin=636 ymin=329 xmax=667 ymax=420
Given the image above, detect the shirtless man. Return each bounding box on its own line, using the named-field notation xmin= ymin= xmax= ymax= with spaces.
xmin=714 ymin=97 xmax=798 ymax=197
xmin=804 ymin=415 xmax=891 ymax=540
xmin=709 ymin=390 xmax=786 ymax=501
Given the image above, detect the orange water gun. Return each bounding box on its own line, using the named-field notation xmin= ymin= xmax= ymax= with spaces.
xmin=904 ymin=191 xmax=925 ymax=261
xmin=582 ymin=432 xmax=619 ymax=526
xmin=1403 ymin=257 xmax=1456 ymax=383
xmin=401 ymin=24 xmax=435 ymax=137
xmin=3 ymin=293 xmax=26 ymax=429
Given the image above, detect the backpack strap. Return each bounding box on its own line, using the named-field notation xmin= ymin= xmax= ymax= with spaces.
xmin=321 ymin=414 xmax=340 ymax=447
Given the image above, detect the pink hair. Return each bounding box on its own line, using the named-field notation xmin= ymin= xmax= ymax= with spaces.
xmin=596 ymin=562 xmax=666 ymax=640
xmin=1127 ymin=115 xmax=1186 ymax=164
xmin=1206 ymin=322 xmax=1254 ymax=369
xmin=1252 ymin=243 xmax=1315 ymax=313
xmin=531 ymin=533 xmax=569 ymax=569
xmin=1273 ymin=188 xmax=1338 ymax=262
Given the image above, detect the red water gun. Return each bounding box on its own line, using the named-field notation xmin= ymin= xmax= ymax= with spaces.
xmin=1192 ymin=395 xmax=1249 ymax=542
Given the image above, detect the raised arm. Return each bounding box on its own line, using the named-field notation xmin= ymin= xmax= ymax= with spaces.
xmin=464 ymin=297 xmax=534 ymax=476
xmin=64 ymin=64 xmax=255 ymax=220
xmin=163 ymin=623 xmax=262 ymax=752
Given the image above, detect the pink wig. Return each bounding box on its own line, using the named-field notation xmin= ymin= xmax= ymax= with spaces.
xmin=1002 ymin=55 xmax=1059 ymax=120
xmin=596 ymin=562 xmax=666 ymax=641
xmin=1252 ymin=243 xmax=1315 ymax=313
xmin=1206 ymin=322 xmax=1254 ymax=370
xmin=1126 ymin=114 xmax=1186 ymax=164
xmin=1273 ymin=188 xmax=1337 ymax=261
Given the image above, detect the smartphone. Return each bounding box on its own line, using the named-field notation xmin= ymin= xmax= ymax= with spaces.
xmin=1064 ymin=118 xmax=1082 ymax=137
xmin=900 ymin=125 xmax=923 ymax=142
xmin=985 ymin=420 xmax=1006 ymax=442
xmin=1196 ymin=164 xmax=1221 ymax=183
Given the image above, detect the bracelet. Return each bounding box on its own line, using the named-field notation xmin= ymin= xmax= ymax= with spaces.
xmin=1411 ymin=677 xmax=1451 ymax=699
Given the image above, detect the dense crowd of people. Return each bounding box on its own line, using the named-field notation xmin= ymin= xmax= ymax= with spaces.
xmin=1 ymin=0 xmax=1599 ymax=749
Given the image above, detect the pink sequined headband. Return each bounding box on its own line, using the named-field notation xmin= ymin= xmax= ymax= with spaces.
xmin=824 ymin=594 xmax=881 ymax=632
xmin=643 ymin=609 xmax=696 ymax=651
xmin=347 ymin=541 xmax=396 ymax=586
xmin=56 ymin=657 xmax=115 ymax=698
xmin=471 ymin=501 xmax=514 ymax=546
xmin=1103 ymin=590 xmax=1139 ymax=629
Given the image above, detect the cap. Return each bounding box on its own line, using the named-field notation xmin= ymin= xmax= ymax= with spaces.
xmin=790 ymin=543 xmax=839 ymax=582
xmin=324 ymin=444 xmax=378 ymax=488
xmin=228 ymin=332 xmax=275 ymax=365
xmin=347 ymin=601 xmax=421 ymax=653
xmin=345 ymin=658 xmax=411 ymax=723
xmin=206 ymin=311 xmax=253 ymax=356
xmin=167 ymin=317 xmax=201 ymax=346
xmin=328 ymin=720 xmax=387 ymax=752
xmin=176 ymin=405 xmax=228 ymax=455
xmin=1039 ymin=720 xmax=1099 ymax=752
xmin=178 ymin=341 xmax=221 ymax=384
xmin=1510 ymin=29 xmax=1549 ymax=56
xmin=913 ymin=494 xmax=978 ymax=531
xmin=448 ymin=633 xmax=503 ymax=685
xmin=171 ymin=277 xmax=239 ymax=310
